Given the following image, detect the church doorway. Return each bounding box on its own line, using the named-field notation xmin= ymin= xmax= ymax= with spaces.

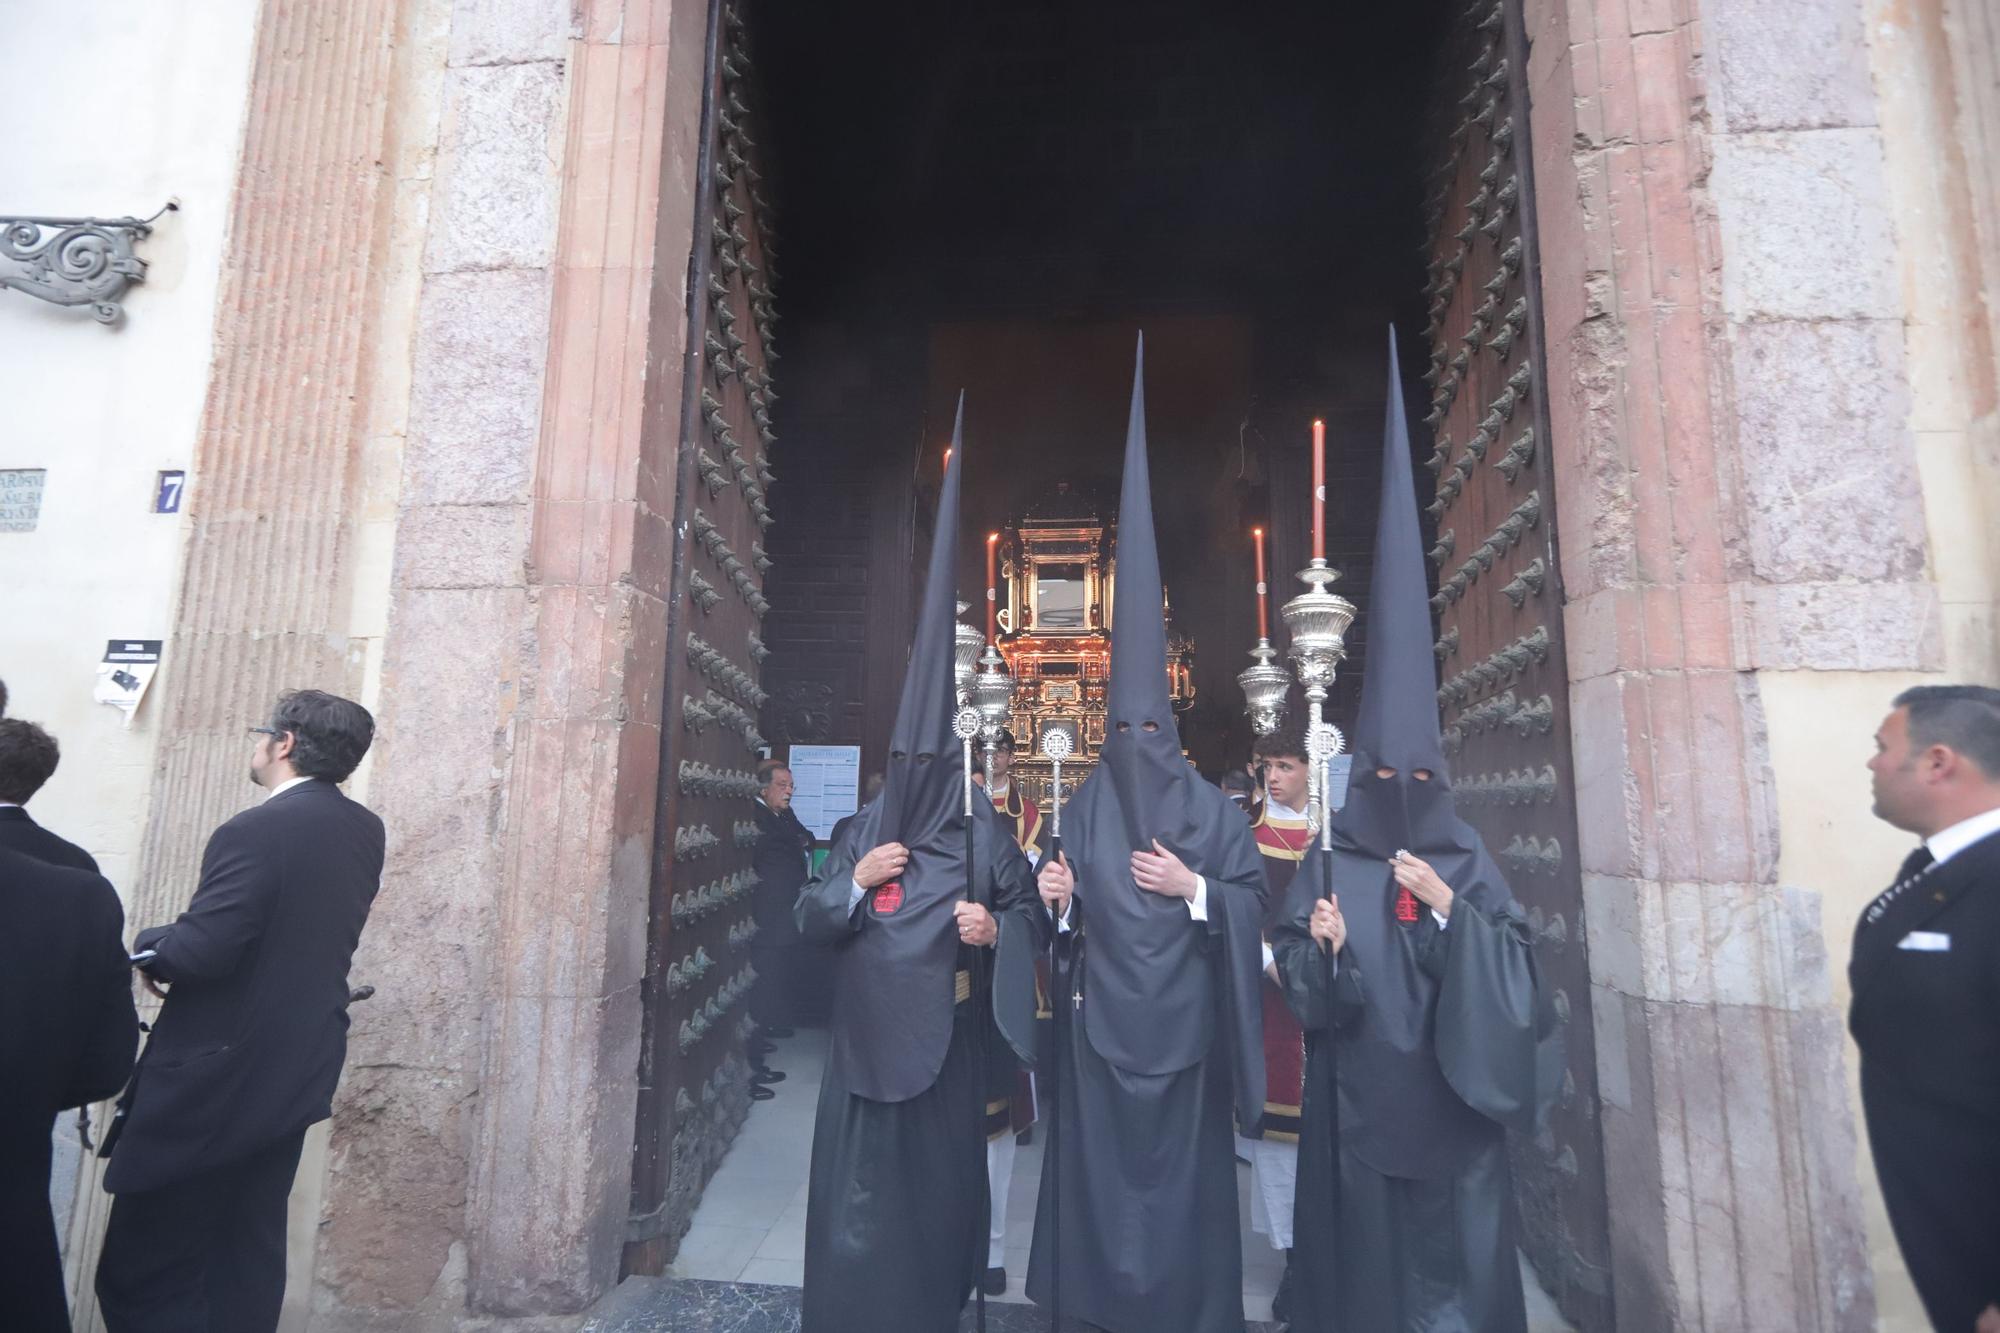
xmin=627 ymin=2 xmax=1609 ymax=1328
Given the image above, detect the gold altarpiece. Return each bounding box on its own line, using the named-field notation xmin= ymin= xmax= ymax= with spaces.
xmin=992 ymin=482 xmax=1194 ymax=806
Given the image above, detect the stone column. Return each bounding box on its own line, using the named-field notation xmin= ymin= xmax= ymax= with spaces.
xmin=313 ymin=0 xmax=706 ymax=1318
xmin=79 ymin=1 xmax=413 ymax=1327
xmin=1522 ymin=0 xmax=1916 ymax=1326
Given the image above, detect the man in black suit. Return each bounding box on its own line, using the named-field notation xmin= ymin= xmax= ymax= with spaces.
xmin=3 ymin=846 xmax=139 ymax=1332
xmin=0 ymin=718 xmax=100 ymax=873
xmin=94 ymin=689 xmax=385 ymax=1333
xmin=1852 ymin=684 xmax=2000 ymax=1333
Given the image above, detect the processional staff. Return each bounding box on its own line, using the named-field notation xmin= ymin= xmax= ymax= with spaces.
xmin=1037 ymin=719 xmax=1075 ymax=1333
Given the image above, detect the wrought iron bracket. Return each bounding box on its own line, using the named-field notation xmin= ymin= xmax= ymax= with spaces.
xmin=0 ymin=203 xmax=175 ymax=323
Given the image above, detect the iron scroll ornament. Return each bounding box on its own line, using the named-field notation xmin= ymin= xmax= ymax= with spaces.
xmin=0 ymin=203 xmax=175 ymax=323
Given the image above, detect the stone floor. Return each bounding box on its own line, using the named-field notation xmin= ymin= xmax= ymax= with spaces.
xmin=589 ymin=1026 xmax=1574 ymax=1332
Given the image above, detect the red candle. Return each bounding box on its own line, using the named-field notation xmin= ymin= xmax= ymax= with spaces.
xmin=1311 ymin=419 xmax=1326 ymax=563
xmin=986 ymin=533 xmax=1000 ymax=644
xmin=1252 ymin=526 xmax=1269 ymax=640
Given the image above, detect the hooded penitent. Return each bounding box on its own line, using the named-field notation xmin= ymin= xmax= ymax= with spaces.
xmin=1058 ymin=336 xmax=1267 ymax=1110
xmin=1309 ymin=329 xmax=1553 ymax=1178
xmin=818 ymin=395 xmax=998 ymax=1103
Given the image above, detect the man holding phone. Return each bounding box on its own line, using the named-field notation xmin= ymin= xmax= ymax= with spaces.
xmin=94 ymin=689 xmax=384 ymax=1333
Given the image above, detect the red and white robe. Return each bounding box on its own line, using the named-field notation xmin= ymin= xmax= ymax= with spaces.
xmin=1246 ymin=799 xmax=1311 ymax=1250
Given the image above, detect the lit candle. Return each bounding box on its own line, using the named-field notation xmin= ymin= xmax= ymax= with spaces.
xmin=1311 ymin=419 xmax=1326 ymax=563
xmin=986 ymin=533 xmax=1000 ymax=644
xmin=1253 ymin=526 xmax=1269 ymax=641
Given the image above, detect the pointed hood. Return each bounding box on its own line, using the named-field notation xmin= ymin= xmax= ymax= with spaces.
xmin=1333 ymin=328 xmax=1464 ymax=860
xmin=1097 ymin=335 xmax=1197 ymax=847
xmin=877 ymin=395 xmax=968 ymax=848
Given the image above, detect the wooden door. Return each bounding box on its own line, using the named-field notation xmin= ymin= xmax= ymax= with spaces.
xmin=1418 ymin=1 xmax=1613 ymax=1325
xmin=624 ymin=0 xmax=786 ymax=1273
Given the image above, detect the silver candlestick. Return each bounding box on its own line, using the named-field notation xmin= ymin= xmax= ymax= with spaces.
xmin=1280 ymin=560 xmax=1357 ymax=840
xmin=971 ymin=641 xmax=1013 ymax=781
xmin=953 ymin=599 xmax=984 ymax=703
xmin=1236 ymin=638 xmax=1290 ymax=737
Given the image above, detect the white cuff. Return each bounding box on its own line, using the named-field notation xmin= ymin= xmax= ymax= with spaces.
xmin=1054 ymin=900 xmax=1075 ymax=934
xmin=1186 ymin=874 xmax=1210 ymax=922
xmin=1260 ymin=939 xmax=1275 ymax=972
xmin=1432 ymin=908 xmax=1448 ymax=929
xmin=848 ymin=879 xmax=867 ymax=915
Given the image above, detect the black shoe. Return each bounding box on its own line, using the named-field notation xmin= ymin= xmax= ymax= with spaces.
xmin=981 ymin=1266 xmax=1006 ymax=1296
xmin=761 ymin=1025 xmax=794 ymax=1038
xmin=749 ymin=1083 xmax=776 ymax=1101
xmin=752 ymin=1067 xmax=786 ymax=1084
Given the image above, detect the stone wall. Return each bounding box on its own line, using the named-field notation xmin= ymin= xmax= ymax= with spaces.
xmin=1526 ymin=0 xmax=1999 ymax=1326
xmin=1524 ymin=0 xmax=1893 ymax=1325
xmin=313 ymin=0 xmax=707 ymax=1322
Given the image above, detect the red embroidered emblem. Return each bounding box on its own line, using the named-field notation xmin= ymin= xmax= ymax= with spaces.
xmin=1394 ymin=887 xmax=1420 ymax=923
xmin=874 ymin=881 xmax=903 ymax=915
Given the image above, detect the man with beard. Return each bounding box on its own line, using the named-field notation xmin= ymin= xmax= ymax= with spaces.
xmin=1026 ymin=338 xmax=1268 ymax=1332
xmin=794 ymin=404 xmax=1043 ymax=1331
xmin=1272 ymin=334 xmax=1558 ymax=1332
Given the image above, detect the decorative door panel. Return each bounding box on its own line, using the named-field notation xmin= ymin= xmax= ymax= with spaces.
xmin=625 ymin=0 xmax=785 ymax=1274
xmin=1418 ymin=1 xmax=1612 ymax=1325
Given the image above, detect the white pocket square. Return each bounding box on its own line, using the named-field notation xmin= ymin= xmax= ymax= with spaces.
xmin=1897 ymin=931 xmax=1950 ymax=952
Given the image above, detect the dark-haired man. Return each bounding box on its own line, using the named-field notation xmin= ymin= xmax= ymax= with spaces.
xmin=0 ymin=717 xmax=99 ymax=872
xmin=95 ymin=689 xmax=385 ymax=1333
xmin=1243 ymin=725 xmax=1314 ymax=1320
xmin=749 ymin=758 xmax=815 ymax=1081
xmin=1852 ymin=683 xmax=2000 ymax=1333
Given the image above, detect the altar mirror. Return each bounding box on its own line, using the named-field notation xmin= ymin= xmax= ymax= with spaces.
xmin=1032 ymin=561 xmax=1089 ymax=631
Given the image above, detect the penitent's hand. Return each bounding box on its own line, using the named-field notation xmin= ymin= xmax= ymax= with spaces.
xmin=854 ymin=842 xmax=909 ymax=889
xmin=1038 ymin=853 xmax=1073 ymax=918
xmin=1131 ymin=839 xmax=1198 ymax=900
xmin=954 ymin=900 xmax=997 ymax=947
xmin=1309 ymin=894 xmax=1346 ymax=952
xmin=1390 ymin=850 xmax=1453 ymax=920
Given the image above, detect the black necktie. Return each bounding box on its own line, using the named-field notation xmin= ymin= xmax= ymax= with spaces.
xmin=1862 ymin=846 xmax=1936 ymax=929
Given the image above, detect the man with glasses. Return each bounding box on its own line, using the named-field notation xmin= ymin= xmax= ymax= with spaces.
xmin=95 ymin=689 xmax=384 ymax=1333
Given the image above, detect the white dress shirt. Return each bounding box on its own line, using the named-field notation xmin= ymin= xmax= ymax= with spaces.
xmin=1926 ymin=805 xmax=2000 ymax=866
xmin=266 ymin=775 xmax=315 ymax=799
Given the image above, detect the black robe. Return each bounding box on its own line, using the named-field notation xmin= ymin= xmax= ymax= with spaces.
xmin=794 ymin=798 xmax=1042 ymax=1333
xmin=1024 ymin=776 xmax=1268 ymax=1333
xmin=1272 ymin=841 xmax=1557 ymax=1333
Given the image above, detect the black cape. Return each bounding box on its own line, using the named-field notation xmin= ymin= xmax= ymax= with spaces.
xmin=795 ymin=799 xmax=1042 ymax=1332
xmin=1025 ymin=337 xmax=1268 ymax=1332
xmin=790 ymin=400 xmax=1046 ymax=1332
xmin=1270 ymin=331 xmax=1557 ymax=1332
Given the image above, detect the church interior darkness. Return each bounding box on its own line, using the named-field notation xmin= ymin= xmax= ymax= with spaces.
xmin=749 ymin=0 xmax=1452 ymax=778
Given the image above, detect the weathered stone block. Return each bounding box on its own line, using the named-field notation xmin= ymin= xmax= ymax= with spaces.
xmin=447 ymin=0 xmax=574 ymax=67
xmin=395 ymin=501 xmax=531 ymax=589
xmin=1711 ymin=129 xmax=1899 ymax=322
xmin=1729 ymin=319 xmax=1925 ymax=582
xmin=465 ymin=987 xmax=643 ymax=1314
xmin=1707 ymin=0 xmax=1875 ymax=133
xmin=426 ymin=61 xmax=566 ymax=274
xmin=406 ymin=268 xmax=552 ymax=505
xmin=1733 ymin=579 xmax=1944 ymax=670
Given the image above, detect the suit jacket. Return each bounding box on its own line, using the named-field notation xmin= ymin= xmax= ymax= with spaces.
xmin=103 ymin=779 xmax=385 ymax=1195
xmin=0 ymin=846 xmax=139 ymax=1328
xmin=752 ymin=802 xmax=815 ymax=945
xmin=1849 ymin=826 xmax=2000 ymax=1118
xmin=0 ymin=805 xmax=100 ymax=874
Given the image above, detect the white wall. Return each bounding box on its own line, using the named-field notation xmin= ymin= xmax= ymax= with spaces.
xmin=0 ymin=0 xmax=261 ymax=889
xmin=0 ymin=0 xmax=262 ymax=1315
